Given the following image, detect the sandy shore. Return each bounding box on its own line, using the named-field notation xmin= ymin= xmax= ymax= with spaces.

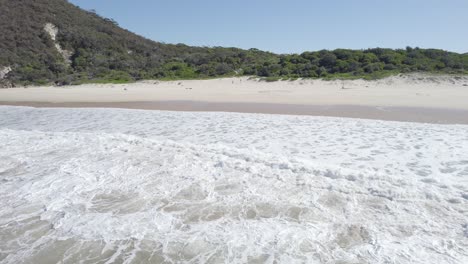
xmin=1 ymin=74 xmax=468 ymax=123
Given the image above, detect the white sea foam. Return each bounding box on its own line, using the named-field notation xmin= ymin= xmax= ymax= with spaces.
xmin=0 ymin=106 xmax=467 ymax=263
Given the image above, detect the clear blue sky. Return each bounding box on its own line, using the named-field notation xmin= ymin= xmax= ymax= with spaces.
xmin=69 ymin=0 xmax=468 ymax=54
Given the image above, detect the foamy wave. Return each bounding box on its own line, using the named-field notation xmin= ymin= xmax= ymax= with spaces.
xmin=0 ymin=107 xmax=467 ymax=263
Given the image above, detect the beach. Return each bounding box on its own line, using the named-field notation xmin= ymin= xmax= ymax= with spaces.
xmin=0 ymin=76 xmax=468 ymax=264
xmin=3 ymin=0 xmax=468 ymax=262
xmin=1 ymin=74 xmax=468 ymax=124
xmin=2 ymin=75 xmax=468 ymax=263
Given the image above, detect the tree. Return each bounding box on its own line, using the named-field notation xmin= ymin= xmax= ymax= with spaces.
xmin=215 ymin=63 xmax=233 ymax=75
xmin=319 ymin=52 xmax=337 ymax=69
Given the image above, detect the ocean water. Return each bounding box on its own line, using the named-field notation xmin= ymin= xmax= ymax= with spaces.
xmin=0 ymin=106 xmax=467 ymax=264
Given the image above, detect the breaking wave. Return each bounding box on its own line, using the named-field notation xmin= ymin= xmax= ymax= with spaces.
xmin=0 ymin=106 xmax=467 ymax=263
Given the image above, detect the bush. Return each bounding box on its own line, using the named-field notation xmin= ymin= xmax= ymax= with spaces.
xmin=96 ymin=70 xmax=133 ymax=83
xmin=364 ymin=63 xmax=384 ymax=73
xmin=161 ymin=62 xmax=197 ymax=79
xmin=215 ymin=63 xmax=233 ymax=75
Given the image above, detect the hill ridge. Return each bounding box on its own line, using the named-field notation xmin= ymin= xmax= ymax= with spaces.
xmin=0 ymin=0 xmax=467 ymax=86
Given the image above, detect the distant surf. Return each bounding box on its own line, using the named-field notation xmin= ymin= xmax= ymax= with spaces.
xmin=1 ymin=106 xmax=467 ymax=263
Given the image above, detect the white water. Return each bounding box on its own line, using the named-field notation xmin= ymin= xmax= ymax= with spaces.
xmin=0 ymin=106 xmax=467 ymax=264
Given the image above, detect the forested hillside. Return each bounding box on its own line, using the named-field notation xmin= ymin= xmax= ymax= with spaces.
xmin=1 ymin=0 xmax=467 ymax=86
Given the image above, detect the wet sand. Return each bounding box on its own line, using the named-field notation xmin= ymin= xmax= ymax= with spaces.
xmin=2 ymin=101 xmax=468 ymax=124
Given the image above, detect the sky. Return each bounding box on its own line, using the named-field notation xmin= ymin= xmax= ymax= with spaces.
xmin=69 ymin=0 xmax=468 ymax=54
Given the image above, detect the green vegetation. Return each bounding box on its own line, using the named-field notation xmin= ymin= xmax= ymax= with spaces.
xmin=1 ymin=0 xmax=467 ymax=86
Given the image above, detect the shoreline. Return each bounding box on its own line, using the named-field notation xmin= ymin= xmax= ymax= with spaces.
xmin=2 ymin=101 xmax=468 ymax=124
xmin=1 ymin=75 xmax=468 ymax=124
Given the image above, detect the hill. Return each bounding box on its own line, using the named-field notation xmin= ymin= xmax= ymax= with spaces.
xmin=0 ymin=0 xmax=467 ymax=86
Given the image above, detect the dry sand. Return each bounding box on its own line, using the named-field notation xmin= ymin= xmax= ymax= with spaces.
xmin=1 ymin=74 xmax=468 ymax=123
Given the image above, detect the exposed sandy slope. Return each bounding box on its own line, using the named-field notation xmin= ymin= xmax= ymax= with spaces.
xmin=1 ymin=74 xmax=467 ymax=108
